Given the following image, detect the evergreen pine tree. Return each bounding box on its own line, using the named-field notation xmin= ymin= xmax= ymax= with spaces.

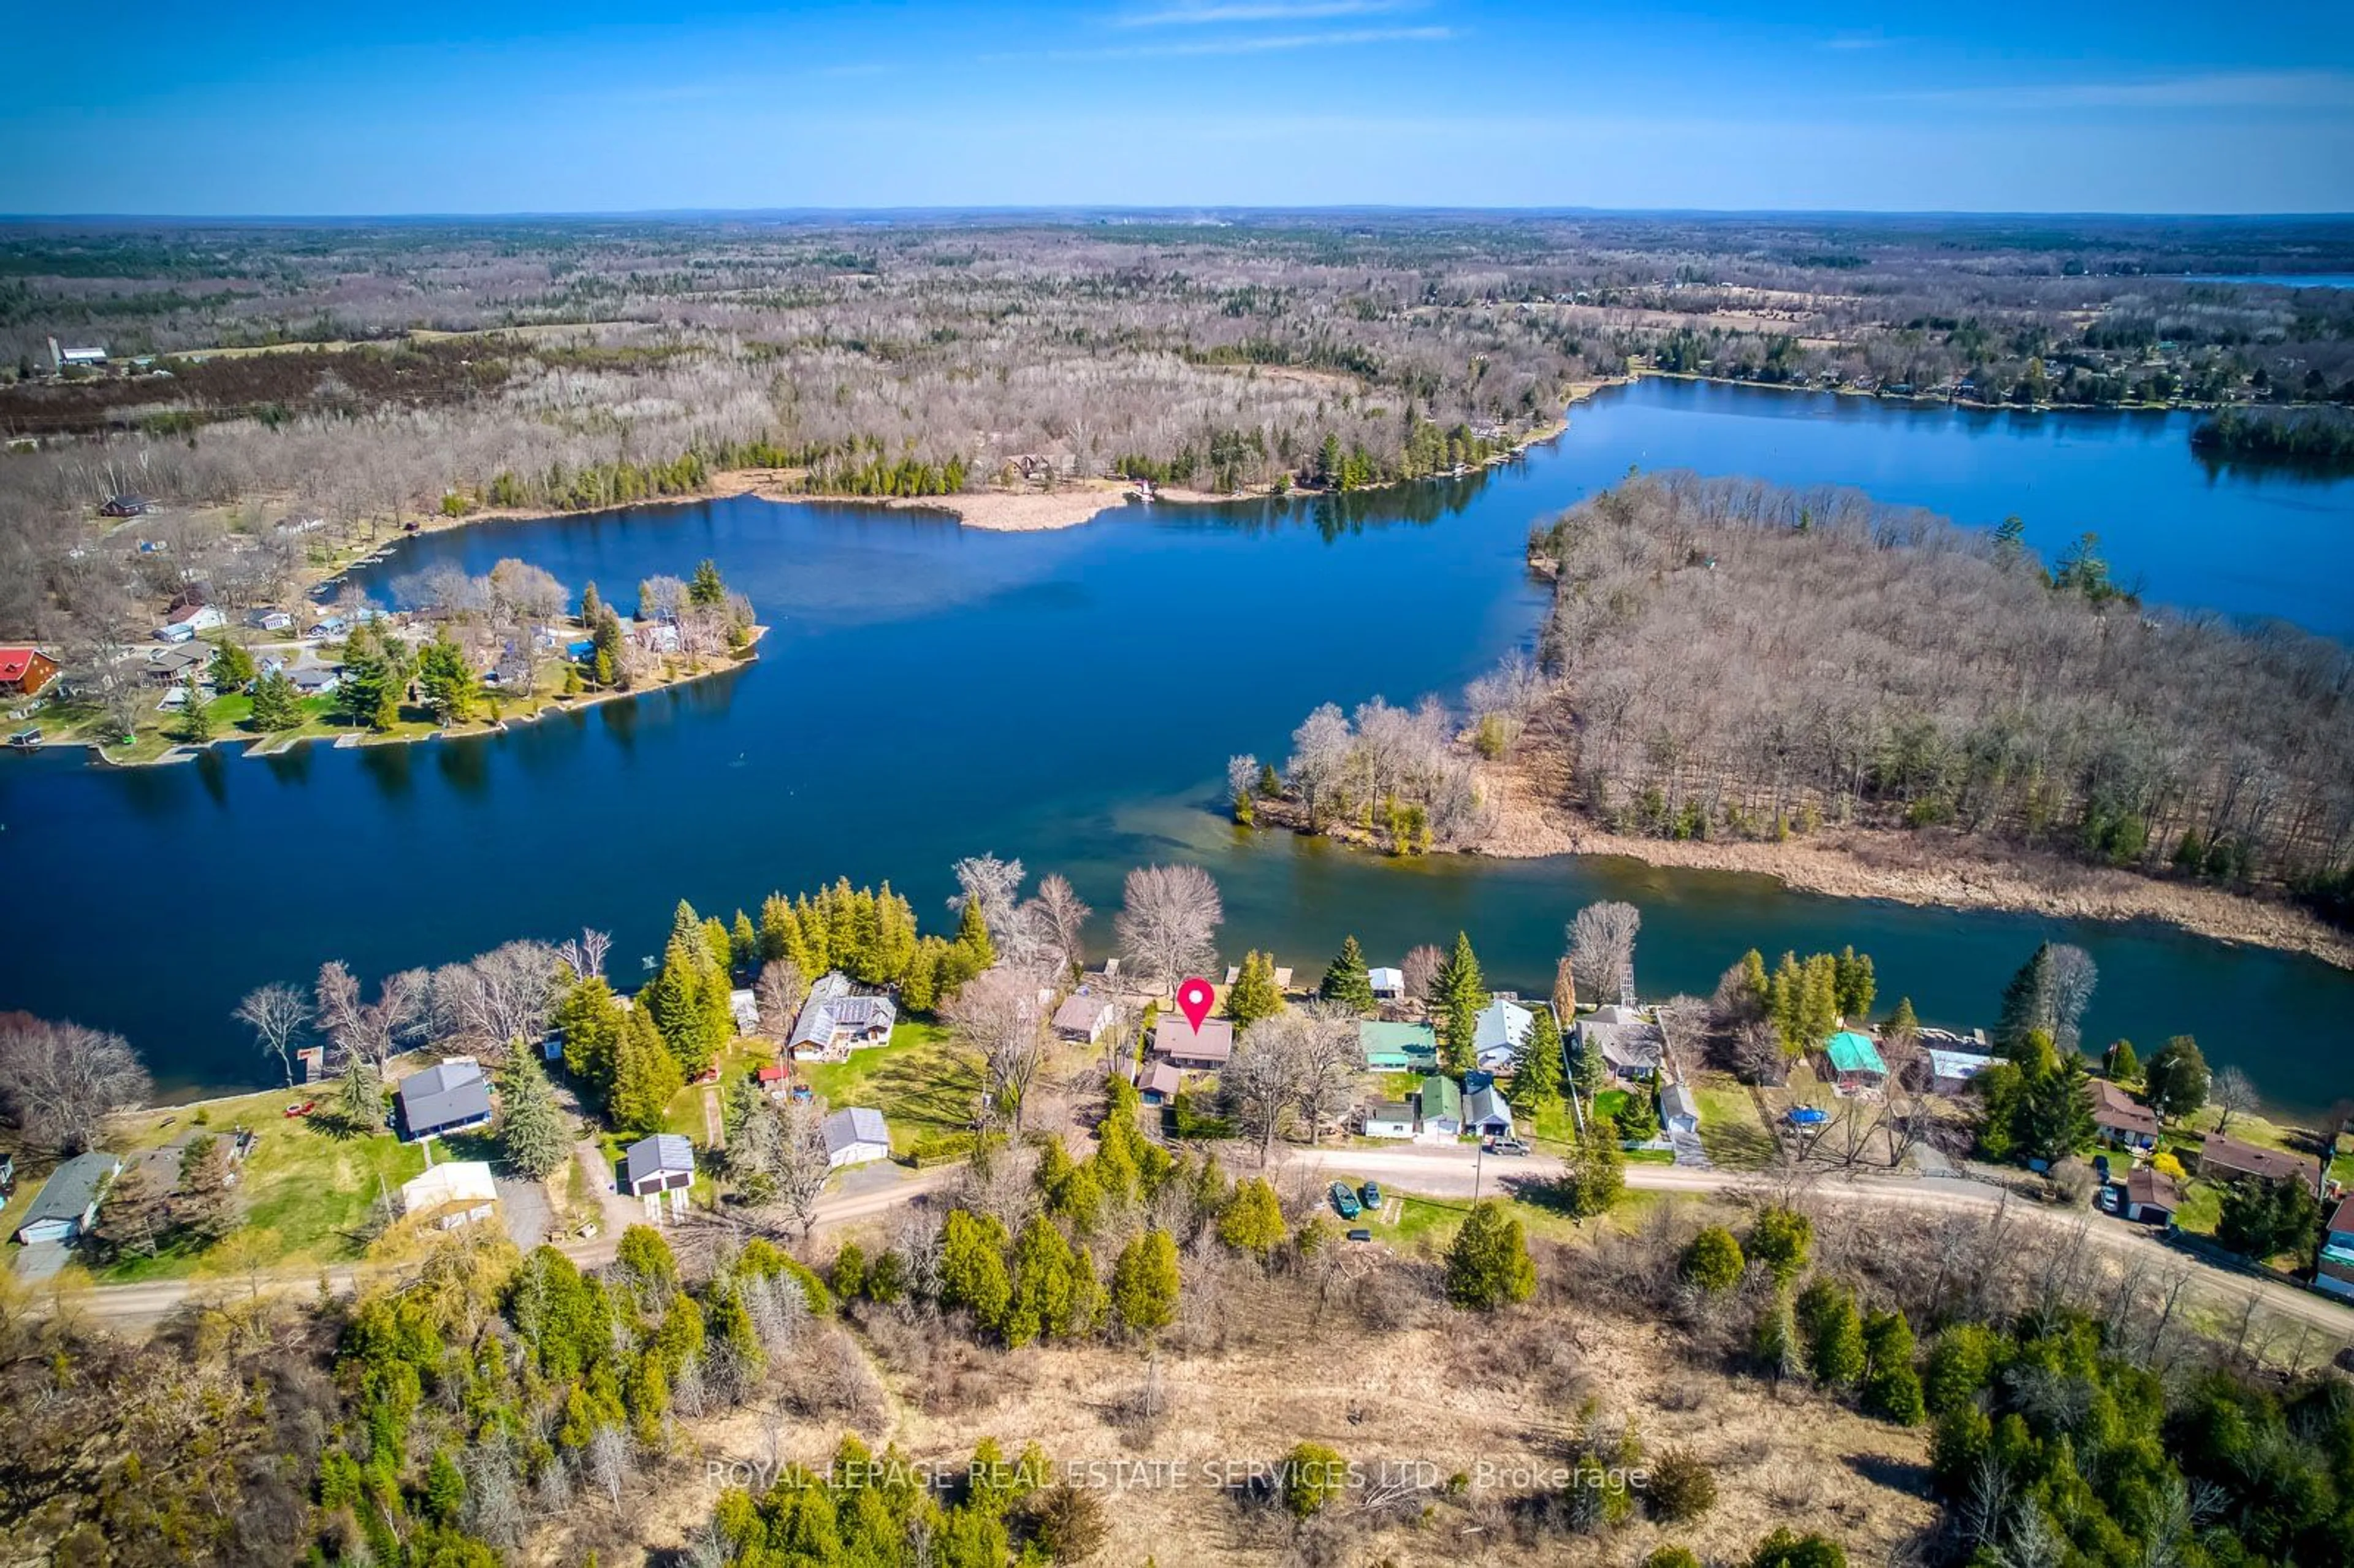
xmin=1444 ymin=1199 xmax=1537 ymax=1309
xmin=611 ymin=1003 xmax=684 ymax=1132
xmin=689 ymin=558 xmax=727 ymax=606
xmin=498 ymin=1049 xmax=571 ymax=1180
xmin=416 ymin=631 xmax=477 ymax=725
xmin=1216 ymin=1178 xmax=1286 ymax=1260
xmin=1318 ymin=935 xmax=1377 ymax=1013
xmin=1507 ymin=1007 xmax=1566 ymax=1116
xmin=1884 ymin=995 xmax=1921 ymax=1046
xmin=1111 ymin=1229 xmax=1180 ymax=1336
xmin=1433 ymin=931 xmax=1485 ymax=1073
xmin=1226 ymin=951 xmax=1284 ymax=1028
xmin=173 ymin=1133 xmax=237 ymax=1246
xmin=555 ymin=975 xmax=625 ymax=1096
xmin=335 ymin=1056 xmax=386 ymax=1133
xmin=1998 ymin=943 xmax=2056 ymax=1052
xmin=2105 ymin=1039 xmax=2141 ymax=1084
xmin=249 ymin=668 xmax=303 ymax=731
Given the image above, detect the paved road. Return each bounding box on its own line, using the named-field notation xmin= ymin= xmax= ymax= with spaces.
xmin=41 ymin=1138 xmax=2354 ymax=1349
xmin=45 ymin=1161 xmax=962 ymax=1332
xmin=1285 ymin=1143 xmax=2354 ymax=1343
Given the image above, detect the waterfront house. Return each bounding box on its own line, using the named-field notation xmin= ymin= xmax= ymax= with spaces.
xmin=1416 ymin=1074 xmax=1463 ymax=1143
xmin=1580 ymin=1005 xmax=1664 ymax=1083
xmin=12 ymin=1151 xmax=120 ymax=1244
xmin=1368 ymin=966 xmax=1406 ymax=1002
xmin=728 ymin=988 xmax=760 ymax=1035
xmin=400 ymin=1161 xmax=498 ymax=1230
xmin=2087 ymin=1079 xmax=2161 ymax=1152
xmin=1471 ymin=995 xmax=1539 ymax=1072
xmin=1363 ymin=1101 xmax=1417 ymax=1139
xmin=2318 ymin=1198 xmax=2354 ymax=1300
xmin=1053 ymin=993 xmax=1118 ymax=1045
xmin=145 ymin=641 xmax=210 ymax=685
xmin=2124 ymin=1167 xmax=2181 ymax=1225
xmin=1824 ymin=1031 xmax=1889 ymax=1092
xmin=823 ymin=1107 xmax=893 ymax=1169
xmin=100 ymin=494 xmax=150 ymax=517
xmin=0 ymin=647 xmax=59 ymax=699
xmin=246 ymin=608 xmax=295 ymax=632
xmin=2192 ymin=1134 xmax=2318 ymax=1189
xmin=307 ymin=614 xmax=348 ymax=639
xmin=394 ymin=1059 xmax=493 ymax=1141
xmin=624 ymin=1133 xmax=696 ymax=1206
xmin=289 ymin=662 xmax=341 ymax=697
xmin=1465 ymin=1083 xmax=1515 ymax=1141
xmin=789 ymin=971 xmax=897 ymax=1059
xmin=1359 ymin=1020 xmax=1439 ymax=1072
xmin=1663 ymin=1081 xmax=1701 ymax=1136
xmin=1925 ymin=1047 xmax=1997 ymax=1095
xmin=1151 ymin=1014 xmax=1235 ymax=1071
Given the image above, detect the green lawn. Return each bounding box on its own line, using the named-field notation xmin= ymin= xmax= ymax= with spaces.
xmin=91 ymin=1111 xmax=427 ymax=1283
xmin=799 ymin=1022 xmax=972 ymax=1153
xmin=2173 ymin=1181 xmax=2224 ymax=1237
xmin=1693 ymin=1077 xmax=1775 ymax=1170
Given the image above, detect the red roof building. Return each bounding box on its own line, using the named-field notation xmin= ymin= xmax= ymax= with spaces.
xmin=0 ymin=647 xmax=59 ymax=698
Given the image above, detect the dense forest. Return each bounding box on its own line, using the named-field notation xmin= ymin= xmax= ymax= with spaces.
xmin=1518 ymin=475 xmax=2354 ymax=902
xmin=7 ymin=213 xmax=2354 ymax=644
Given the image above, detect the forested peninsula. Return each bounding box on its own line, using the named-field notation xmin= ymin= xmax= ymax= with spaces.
xmin=1242 ymin=474 xmax=2354 ymax=961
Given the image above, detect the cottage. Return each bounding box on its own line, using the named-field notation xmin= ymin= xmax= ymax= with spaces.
xmin=100 ymin=494 xmax=150 ymax=517
xmin=145 ymin=641 xmax=211 ymax=684
xmin=394 ymin=1059 xmax=493 ymax=1141
xmin=307 ymin=615 xmax=348 ymax=639
xmin=823 ymin=1106 xmax=893 ymax=1169
xmin=12 ymin=1152 xmax=121 ymax=1244
xmin=1151 ymin=1014 xmax=1235 ymax=1071
xmin=2318 ymin=1198 xmax=2354 ymax=1300
xmin=1925 ymin=1048 xmax=1997 ymax=1095
xmin=2124 ymin=1168 xmax=2182 ymax=1225
xmin=1662 ymin=1081 xmax=1701 ymax=1136
xmin=1052 ymin=993 xmax=1118 ymax=1045
xmin=2087 ymin=1079 xmax=2161 ymax=1152
xmin=729 ymin=988 xmax=761 ymax=1035
xmin=2193 ymin=1134 xmax=2319 ymax=1189
xmin=1824 ymin=1030 xmax=1889 ymax=1092
xmin=1359 ymin=1020 xmax=1439 ymax=1072
xmin=790 ymin=971 xmax=897 ymax=1058
xmin=400 ymin=1161 xmax=498 ymax=1230
xmin=246 ymin=608 xmax=295 ymax=632
xmin=1363 ymin=1101 xmax=1418 ymax=1139
xmin=0 ymin=647 xmax=59 ymax=699
xmin=1139 ymin=1060 xmax=1183 ymax=1104
xmin=1368 ymin=966 xmax=1406 ymax=1002
xmin=1579 ymin=1004 xmax=1664 ymax=1083
xmin=624 ymin=1133 xmax=696 ymax=1205
xmin=1415 ymin=1074 xmax=1463 ymax=1143
xmin=289 ymin=663 xmax=342 ymax=697
xmin=1465 ymin=1083 xmax=1515 ymax=1140
xmin=1471 ymin=995 xmax=1539 ymax=1072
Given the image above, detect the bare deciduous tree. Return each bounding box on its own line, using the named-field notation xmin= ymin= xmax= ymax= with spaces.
xmin=752 ymin=959 xmax=806 ymax=1041
xmin=0 ymin=1016 xmax=153 ymax=1155
xmin=1567 ymin=901 xmax=1642 ymax=1006
xmin=2211 ymin=1066 xmax=2258 ymax=1135
xmin=1401 ymin=944 xmax=1444 ymax=1005
xmin=233 ymin=982 xmax=312 ymax=1087
xmin=555 ymin=927 xmax=612 ymax=983
xmin=1023 ymin=873 xmax=1092 ymax=980
xmin=943 ymin=967 xmax=1047 ymax=1132
xmin=949 ymin=853 xmax=1035 ymax=966
xmin=1114 ymin=863 xmax=1222 ymax=995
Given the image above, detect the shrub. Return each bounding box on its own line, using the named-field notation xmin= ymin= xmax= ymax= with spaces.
xmin=1444 ymin=1200 xmax=1537 ymax=1310
xmin=1751 ymin=1527 xmax=1848 ymax=1568
xmin=1644 ymin=1447 xmax=1717 ymax=1522
xmin=1680 ymin=1225 xmax=1745 ymax=1292
xmin=1278 ymin=1441 xmax=1348 ymax=1518
xmin=1646 ymin=1549 xmax=1702 ymax=1568
xmin=1023 ymin=1482 xmax=1108 ymax=1562
xmin=1748 ymin=1205 xmax=1813 ymax=1282
xmin=909 ymin=1132 xmax=978 ymax=1168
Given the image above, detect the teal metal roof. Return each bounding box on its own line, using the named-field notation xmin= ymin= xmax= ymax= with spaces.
xmin=1825 ymin=1031 xmax=1888 ymax=1076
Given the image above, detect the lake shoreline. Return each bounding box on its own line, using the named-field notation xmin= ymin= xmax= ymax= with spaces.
xmin=1251 ymin=766 xmax=2354 ymax=972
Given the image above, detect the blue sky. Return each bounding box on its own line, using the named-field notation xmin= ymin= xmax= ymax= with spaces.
xmin=5 ymin=1 xmax=2352 ymax=214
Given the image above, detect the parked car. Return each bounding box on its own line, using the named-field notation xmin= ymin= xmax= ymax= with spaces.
xmin=1346 ymin=1228 xmax=1373 ymax=1243
xmin=1360 ymin=1181 xmax=1382 ymax=1211
xmin=1328 ymin=1181 xmax=1362 ymax=1220
xmin=1486 ymin=1138 xmax=1531 ymax=1156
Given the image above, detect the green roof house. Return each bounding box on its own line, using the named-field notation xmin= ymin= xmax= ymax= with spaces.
xmin=1824 ymin=1030 xmax=1889 ymax=1089
xmin=1360 ymin=1021 xmax=1439 ymax=1071
xmin=1416 ymin=1074 xmax=1463 ymax=1142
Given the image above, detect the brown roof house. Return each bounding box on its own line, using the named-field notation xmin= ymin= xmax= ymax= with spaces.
xmin=2087 ymin=1079 xmax=2161 ymax=1152
xmin=1052 ymin=993 xmax=1118 ymax=1045
xmin=1151 ymin=1015 xmax=1234 ymax=1071
xmin=2193 ymin=1133 xmax=2319 ymax=1189
xmin=2123 ymin=1167 xmax=2181 ymax=1224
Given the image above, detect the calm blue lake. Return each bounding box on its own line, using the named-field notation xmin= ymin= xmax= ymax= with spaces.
xmin=3 ymin=379 xmax=2351 ymax=1108
xmin=2181 ymin=274 xmax=2354 ymax=290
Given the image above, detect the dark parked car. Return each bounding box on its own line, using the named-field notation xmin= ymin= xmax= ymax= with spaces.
xmin=1360 ymin=1181 xmax=1382 ymax=1211
xmin=1346 ymin=1228 xmax=1373 ymax=1243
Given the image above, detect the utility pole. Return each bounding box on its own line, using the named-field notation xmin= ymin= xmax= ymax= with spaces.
xmin=1473 ymin=1136 xmax=1485 ymax=1201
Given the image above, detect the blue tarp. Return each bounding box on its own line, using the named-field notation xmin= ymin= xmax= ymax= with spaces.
xmin=1786 ymin=1106 xmax=1829 ymax=1125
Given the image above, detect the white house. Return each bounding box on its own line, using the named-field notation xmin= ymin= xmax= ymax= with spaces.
xmin=246 ymin=608 xmax=295 ymax=632
xmin=1363 ymin=1102 xmax=1417 ymax=1139
xmin=1465 ymin=1084 xmax=1515 ymax=1140
xmin=1052 ymin=992 xmax=1118 ymax=1045
xmin=155 ymin=603 xmax=224 ymax=641
xmin=1662 ymin=1082 xmax=1701 ymax=1136
xmin=823 ymin=1106 xmax=892 ymax=1169
xmin=400 ymin=1161 xmax=498 ymax=1230
xmin=12 ymin=1151 xmax=121 ymax=1244
xmin=1580 ymin=1005 xmax=1665 ymax=1082
xmin=790 ymin=972 xmax=897 ymax=1059
xmin=1415 ymin=1074 xmax=1464 ymax=1144
xmin=1471 ymin=995 xmax=1539 ymax=1071
xmin=1368 ymin=967 xmax=1406 ymax=1002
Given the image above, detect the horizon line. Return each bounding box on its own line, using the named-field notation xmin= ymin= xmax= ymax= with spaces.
xmin=5 ymin=204 xmax=2354 ymax=225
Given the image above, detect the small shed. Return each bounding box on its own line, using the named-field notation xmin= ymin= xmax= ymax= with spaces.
xmin=1140 ymin=1061 xmax=1183 ymax=1104
xmin=1368 ymin=966 xmax=1406 ymax=1002
xmin=2123 ymin=1167 xmax=2181 ymax=1225
xmin=1662 ymin=1082 xmax=1701 ymax=1135
xmin=823 ymin=1107 xmax=892 ymax=1169
xmin=1053 ymin=993 xmax=1118 ymax=1045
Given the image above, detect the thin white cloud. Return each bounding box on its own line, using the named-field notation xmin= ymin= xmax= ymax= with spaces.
xmin=1891 ymin=69 xmax=2354 ymax=111
xmin=1118 ymin=0 xmax=1423 ymax=25
xmin=989 ymin=25 xmax=1452 ymax=63
xmin=1823 ymin=32 xmax=1894 ymax=51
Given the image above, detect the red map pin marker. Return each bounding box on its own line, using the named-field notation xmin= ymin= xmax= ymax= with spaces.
xmin=1176 ymin=976 xmax=1214 ymax=1032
